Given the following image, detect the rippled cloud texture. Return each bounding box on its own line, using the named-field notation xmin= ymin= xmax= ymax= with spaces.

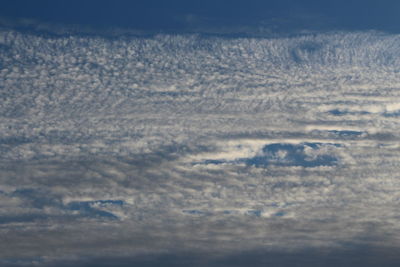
xmin=1 ymin=28 xmax=400 ymax=266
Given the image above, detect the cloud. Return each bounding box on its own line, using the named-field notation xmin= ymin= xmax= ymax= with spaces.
xmin=1 ymin=28 xmax=400 ymax=264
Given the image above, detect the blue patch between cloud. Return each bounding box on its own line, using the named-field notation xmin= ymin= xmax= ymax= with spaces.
xmin=383 ymin=111 xmax=400 ymax=117
xmin=66 ymin=200 xmax=123 ymax=219
xmin=327 ymin=109 xmax=370 ymax=116
xmin=182 ymin=209 xmax=206 ymax=215
xmin=274 ymin=211 xmax=286 ymax=217
xmin=9 ymin=188 xmax=123 ymax=220
xmin=327 ymin=130 xmax=364 ymax=137
xmin=0 ymin=136 xmax=33 ymax=145
xmin=247 ymin=210 xmax=262 ymax=217
xmin=245 ymin=143 xmax=339 ymax=167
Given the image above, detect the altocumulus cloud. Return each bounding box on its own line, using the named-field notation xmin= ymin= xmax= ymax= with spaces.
xmin=1 ymin=28 xmax=400 ymax=265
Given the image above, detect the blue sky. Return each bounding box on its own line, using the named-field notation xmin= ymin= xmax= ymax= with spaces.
xmin=1 ymin=1 xmax=400 ymax=267
xmin=1 ymin=0 xmax=400 ymax=34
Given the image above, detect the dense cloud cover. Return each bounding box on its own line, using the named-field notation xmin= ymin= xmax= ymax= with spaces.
xmin=1 ymin=28 xmax=400 ymax=265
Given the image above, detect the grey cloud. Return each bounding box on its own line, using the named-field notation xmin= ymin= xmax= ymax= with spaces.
xmin=1 ymin=28 xmax=400 ymax=264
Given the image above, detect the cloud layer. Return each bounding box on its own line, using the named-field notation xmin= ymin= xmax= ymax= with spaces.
xmin=1 ymin=29 xmax=400 ymax=264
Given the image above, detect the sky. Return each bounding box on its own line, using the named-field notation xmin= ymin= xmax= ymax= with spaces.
xmin=1 ymin=0 xmax=400 ymax=34
xmin=1 ymin=1 xmax=400 ymax=266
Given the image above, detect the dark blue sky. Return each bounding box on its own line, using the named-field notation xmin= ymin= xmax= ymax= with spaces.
xmin=1 ymin=0 xmax=400 ymax=34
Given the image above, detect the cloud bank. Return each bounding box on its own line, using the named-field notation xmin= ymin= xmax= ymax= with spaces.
xmin=1 ymin=29 xmax=400 ymax=265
